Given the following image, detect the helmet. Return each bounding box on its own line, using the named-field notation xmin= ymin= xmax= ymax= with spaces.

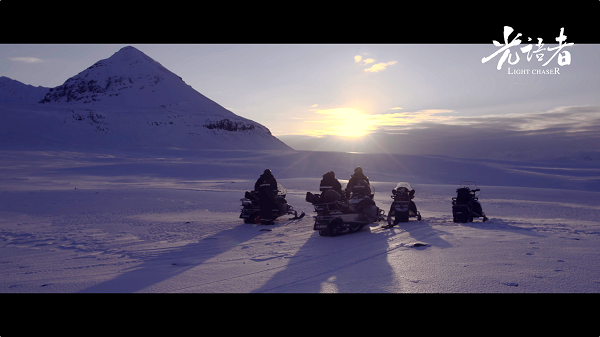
xmin=264 ymin=169 xmax=272 ymax=175
xmin=354 ymin=166 xmax=363 ymax=174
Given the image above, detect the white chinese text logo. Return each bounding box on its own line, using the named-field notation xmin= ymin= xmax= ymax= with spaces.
xmin=482 ymin=26 xmax=574 ymax=71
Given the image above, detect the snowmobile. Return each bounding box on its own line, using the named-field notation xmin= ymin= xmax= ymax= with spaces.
xmin=451 ymin=181 xmax=488 ymax=223
xmin=386 ymin=181 xmax=421 ymax=227
xmin=240 ymin=183 xmax=304 ymax=224
xmin=307 ymin=179 xmax=385 ymax=236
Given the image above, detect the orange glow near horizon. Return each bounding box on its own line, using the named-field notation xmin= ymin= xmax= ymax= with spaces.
xmin=324 ymin=108 xmax=373 ymax=138
xmin=293 ymin=107 xmax=455 ymax=139
xmin=297 ymin=108 xmax=375 ymax=138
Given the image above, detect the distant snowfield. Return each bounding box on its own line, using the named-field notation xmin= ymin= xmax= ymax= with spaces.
xmin=1 ymin=148 xmax=600 ymax=293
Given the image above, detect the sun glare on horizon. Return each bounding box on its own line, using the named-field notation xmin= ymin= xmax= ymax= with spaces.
xmin=290 ymin=106 xmax=457 ymax=139
xmin=308 ymin=108 xmax=375 ymax=138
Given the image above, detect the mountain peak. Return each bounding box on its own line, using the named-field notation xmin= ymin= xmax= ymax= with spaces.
xmin=117 ymin=45 xmax=140 ymax=52
xmin=108 ymin=46 xmax=166 ymax=71
xmin=38 ymin=46 xmax=225 ymax=113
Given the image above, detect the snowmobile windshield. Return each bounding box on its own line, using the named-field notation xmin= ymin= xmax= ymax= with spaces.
xmin=395 ymin=182 xmax=412 ymax=191
xmin=277 ymin=183 xmax=286 ymax=196
xmin=459 ymin=181 xmax=479 ymax=197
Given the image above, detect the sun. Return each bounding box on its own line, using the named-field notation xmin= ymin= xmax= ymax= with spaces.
xmin=333 ymin=109 xmax=372 ymax=137
xmin=314 ymin=108 xmax=374 ymax=138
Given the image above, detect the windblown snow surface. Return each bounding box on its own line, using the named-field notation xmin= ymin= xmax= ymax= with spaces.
xmin=1 ymin=147 xmax=599 ymax=294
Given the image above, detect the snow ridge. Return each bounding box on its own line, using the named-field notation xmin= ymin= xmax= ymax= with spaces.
xmin=0 ymin=76 xmax=49 ymax=103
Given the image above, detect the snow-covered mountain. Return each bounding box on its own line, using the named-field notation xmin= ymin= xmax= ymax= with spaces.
xmin=0 ymin=46 xmax=291 ymax=151
xmin=0 ymin=76 xmax=49 ymax=103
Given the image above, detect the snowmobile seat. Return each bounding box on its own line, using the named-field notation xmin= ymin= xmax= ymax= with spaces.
xmin=245 ymin=191 xmax=260 ymax=202
xmin=331 ymin=200 xmax=351 ymax=213
xmin=306 ymin=192 xmax=321 ymax=204
xmin=321 ymin=189 xmax=341 ymax=203
xmin=307 ymin=190 xmax=342 ymax=204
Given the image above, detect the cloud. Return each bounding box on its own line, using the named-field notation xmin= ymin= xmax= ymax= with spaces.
xmin=297 ymin=107 xmax=456 ymax=138
xmin=287 ymin=105 xmax=600 ymax=158
xmin=8 ymin=57 xmax=44 ymax=63
xmin=371 ymin=105 xmax=600 ymax=157
xmin=298 ymin=105 xmax=600 ymax=141
xmin=373 ymin=105 xmax=600 ymax=140
xmin=364 ymin=61 xmax=397 ymax=73
xmin=354 ymin=55 xmax=396 ymax=72
xmin=371 ymin=109 xmax=456 ymax=131
xmin=429 ymin=105 xmax=600 ymax=133
xmin=363 ymin=58 xmax=375 ymax=64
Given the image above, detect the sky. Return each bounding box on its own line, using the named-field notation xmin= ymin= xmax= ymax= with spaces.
xmin=2 ymin=34 xmax=600 ymax=157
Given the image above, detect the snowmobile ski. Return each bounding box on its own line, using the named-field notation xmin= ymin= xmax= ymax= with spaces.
xmin=289 ymin=211 xmax=305 ymax=220
xmin=369 ymin=225 xmax=402 ymax=234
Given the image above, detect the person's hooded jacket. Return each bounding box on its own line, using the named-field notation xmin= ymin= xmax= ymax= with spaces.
xmin=255 ymin=169 xmax=278 ymax=195
xmin=319 ymin=171 xmax=343 ymax=196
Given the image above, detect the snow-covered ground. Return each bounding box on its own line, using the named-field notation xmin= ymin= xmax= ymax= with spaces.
xmin=1 ymin=148 xmax=600 ymax=293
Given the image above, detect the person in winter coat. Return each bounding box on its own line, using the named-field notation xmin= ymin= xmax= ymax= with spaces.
xmin=255 ymin=169 xmax=278 ymax=193
xmin=313 ymin=171 xmax=343 ymax=203
xmin=346 ymin=166 xmax=370 ymax=198
xmin=255 ymin=169 xmax=279 ymax=225
xmin=320 ymin=171 xmax=343 ymax=195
